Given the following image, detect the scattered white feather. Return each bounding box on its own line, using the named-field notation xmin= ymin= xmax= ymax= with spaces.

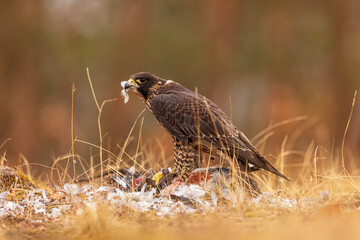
xmin=121 ymin=81 xmax=130 ymax=103
xmin=128 ymin=166 xmax=135 ymax=175
xmin=0 ymin=167 xmax=328 ymax=219
xmin=0 ymin=192 xmax=8 ymax=205
xmin=63 ymin=183 xmax=79 ymax=195
xmin=1 ymin=202 xmax=24 ymax=217
xmin=173 ymin=184 xmax=206 ymax=202
xmin=50 ymin=208 xmax=62 ymax=219
xmin=112 ymin=175 xmax=127 ymax=189
xmin=95 ymin=186 xmax=112 ymax=192
xmin=211 ymin=191 xmax=218 ymax=206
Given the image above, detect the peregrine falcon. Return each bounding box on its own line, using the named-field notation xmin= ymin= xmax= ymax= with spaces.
xmin=121 ymin=72 xmax=289 ymax=192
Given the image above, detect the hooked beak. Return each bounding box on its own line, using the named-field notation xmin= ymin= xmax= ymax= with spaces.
xmin=121 ymin=78 xmax=138 ymax=90
xmin=121 ymin=79 xmax=138 ymax=104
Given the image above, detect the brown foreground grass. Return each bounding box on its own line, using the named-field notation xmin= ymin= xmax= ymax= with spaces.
xmin=1 ymin=188 xmax=360 ymax=240
xmin=1 ymin=157 xmax=359 ymax=240
xmin=55 ymin=210 xmax=360 ymax=240
xmin=1 ymin=76 xmax=358 ymax=240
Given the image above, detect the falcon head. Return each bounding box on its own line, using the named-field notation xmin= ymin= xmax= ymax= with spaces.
xmin=121 ymin=72 xmax=166 ymax=103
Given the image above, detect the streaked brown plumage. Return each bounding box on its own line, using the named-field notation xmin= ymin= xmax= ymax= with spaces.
xmin=122 ymin=72 xmax=289 ymax=192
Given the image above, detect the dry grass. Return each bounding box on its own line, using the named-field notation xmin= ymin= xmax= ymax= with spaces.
xmin=2 ymin=177 xmax=360 ymax=240
xmin=1 ymin=75 xmax=358 ymax=240
xmin=1 ymin=139 xmax=359 ymax=240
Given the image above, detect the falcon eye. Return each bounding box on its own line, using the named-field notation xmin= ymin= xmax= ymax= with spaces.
xmin=136 ymin=78 xmax=147 ymax=84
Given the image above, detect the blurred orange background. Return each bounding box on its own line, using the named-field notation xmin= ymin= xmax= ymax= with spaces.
xmin=0 ymin=1 xmax=359 ymax=175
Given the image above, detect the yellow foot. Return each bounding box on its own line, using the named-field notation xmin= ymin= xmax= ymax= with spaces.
xmin=152 ymin=171 xmax=164 ymax=186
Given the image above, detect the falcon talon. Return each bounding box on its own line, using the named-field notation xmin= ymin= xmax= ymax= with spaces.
xmin=152 ymin=171 xmax=164 ymax=185
xmin=121 ymin=72 xmax=289 ymax=194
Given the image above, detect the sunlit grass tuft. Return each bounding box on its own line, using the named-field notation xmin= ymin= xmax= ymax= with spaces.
xmin=0 ymin=74 xmax=359 ymax=240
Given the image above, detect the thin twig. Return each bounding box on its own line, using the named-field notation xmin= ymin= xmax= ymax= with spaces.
xmin=341 ymin=90 xmax=357 ymax=172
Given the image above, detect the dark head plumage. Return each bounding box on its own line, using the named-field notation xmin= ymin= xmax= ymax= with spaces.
xmin=125 ymin=72 xmax=166 ymax=100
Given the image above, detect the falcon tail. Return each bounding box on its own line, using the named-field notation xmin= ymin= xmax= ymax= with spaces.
xmin=260 ymin=157 xmax=290 ymax=181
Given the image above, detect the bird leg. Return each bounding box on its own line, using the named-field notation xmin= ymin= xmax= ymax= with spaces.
xmin=173 ymin=140 xmax=200 ymax=182
xmin=173 ymin=158 xmax=200 ymax=182
xmin=155 ymin=151 xmax=202 ymax=194
xmin=154 ymin=139 xmax=201 ymax=194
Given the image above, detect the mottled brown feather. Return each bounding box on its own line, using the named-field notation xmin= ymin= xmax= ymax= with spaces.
xmin=150 ymin=82 xmax=288 ymax=180
xmin=126 ymin=72 xmax=289 ymax=181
